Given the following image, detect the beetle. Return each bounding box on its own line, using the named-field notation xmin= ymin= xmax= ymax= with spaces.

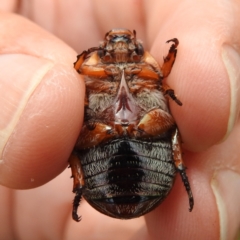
xmin=69 ymin=29 xmax=194 ymax=221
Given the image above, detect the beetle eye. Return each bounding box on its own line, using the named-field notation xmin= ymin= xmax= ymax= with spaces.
xmin=98 ymin=49 xmax=104 ymax=58
xmin=136 ymin=43 xmax=144 ymax=56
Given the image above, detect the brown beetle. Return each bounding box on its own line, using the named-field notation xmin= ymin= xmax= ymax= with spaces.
xmin=69 ymin=29 xmax=193 ymax=221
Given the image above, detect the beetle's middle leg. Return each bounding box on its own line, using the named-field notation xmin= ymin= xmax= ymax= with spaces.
xmin=162 ymin=83 xmax=182 ymax=106
xmin=171 ymin=128 xmax=194 ymax=212
xmin=68 ymin=153 xmax=85 ymax=222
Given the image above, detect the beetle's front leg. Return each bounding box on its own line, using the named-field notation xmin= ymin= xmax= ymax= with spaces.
xmin=171 ymin=128 xmax=194 ymax=211
xmin=160 ymin=38 xmax=182 ymax=106
xmin=68 ymin=153 xmax=85 ymax=222
xmin=74 ymin=47 xmax=102 ymax=72
xmin=161 ymin=38 xmax=179 ymax=78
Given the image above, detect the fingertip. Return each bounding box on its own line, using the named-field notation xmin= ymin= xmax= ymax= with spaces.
xmin=146 ymin=0 xmax=240 ymax=152
xmin=152 ymin=33 xmax=230 ymax=152
xmin=0 ymin=56 xmax=84 ymax=189
xmin=221 ymin=44 xmax=240 ymax=140
xmin=211 ymin=170 xmax=240 ymax=240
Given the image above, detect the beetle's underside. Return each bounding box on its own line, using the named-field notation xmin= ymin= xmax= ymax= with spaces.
xmin=69 ymin=29 xmax=194 ymax=221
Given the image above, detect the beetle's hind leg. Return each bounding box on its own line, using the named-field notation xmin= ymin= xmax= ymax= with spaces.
xmin=72 ymin=188 xmax=83 ymax=222
xmin=171 ymin=128 xmax=194 ymax=212
xmin=68 ymin=153 xmax=85 ymax=222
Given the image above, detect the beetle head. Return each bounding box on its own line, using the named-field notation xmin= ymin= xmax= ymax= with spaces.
xmin=99 ymin=29 xmax=144 ymax=63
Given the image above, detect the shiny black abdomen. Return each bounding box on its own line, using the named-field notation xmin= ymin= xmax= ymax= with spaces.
xmin=76 ymin=138 xmax=176 ymax=219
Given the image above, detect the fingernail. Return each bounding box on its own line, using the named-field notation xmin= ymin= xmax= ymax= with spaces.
xmin=211 ymin=170 xmax=240 ymax=240
xmin=221 ymin=45 xmax=240 ymax=139
xmin=0 ymin=54 xmax=54 ymax=156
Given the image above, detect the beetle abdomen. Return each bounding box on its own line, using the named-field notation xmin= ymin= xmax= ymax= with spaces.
xmin=77 ymin=138 xmax=176 ymax=219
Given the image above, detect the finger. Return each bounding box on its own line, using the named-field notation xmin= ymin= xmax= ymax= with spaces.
xmin=0 ymin=13 xmax=84 ymax=189
xmin=144 ymin=0 xmax=240 ymax=239
xmin=209 ymin=122 xmax=240 ymax=240
xmin=145 ymin=0 xmax=240 ymax=152
xmin=145 ymin=122 xmax=240 ymax=240
xmin=16 ymin=1 xmax=106 ymax=53
xmin=92 ymin=0 xmax=146 ymax=42
xmin=0 ymin=186 xmax=13 ymax=239
xmin=0 ymin=1 xmax=16 ymax=11
xmin=0 ymin=170 xmax=146 ymax=239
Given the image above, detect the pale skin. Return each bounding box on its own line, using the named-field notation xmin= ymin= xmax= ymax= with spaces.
xmin=0 ymin=0 xmax=240 ymax=239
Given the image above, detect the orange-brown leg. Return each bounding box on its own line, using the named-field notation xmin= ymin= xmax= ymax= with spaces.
xmin=80 ymin=65 xmax=108 ymax=77
xmin=68 ymin=153 xmax=85 ymax=222
xmin=161 ymin=38 xmax=182 ymax=106
xmin=171 ymin=128 xmax=194 ymax=212
xmin=75 ymin=123 xmax=116 ymax=149
xmin=74 ymin=47 xmax=102 ymax=73
xmin=74 ymin=51 xmax=88 ymax=73
xmin=137 ymin=108 xmax=175 ymax=137
xmin=161 ymin=38 xmax=179 ymax=78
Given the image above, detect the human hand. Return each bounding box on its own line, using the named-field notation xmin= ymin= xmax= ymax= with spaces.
xmin=0 ymin=1 xmax=240 ymax=239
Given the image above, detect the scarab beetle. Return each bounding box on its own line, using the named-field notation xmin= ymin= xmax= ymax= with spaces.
xmin=69 ymin=29 xmax=194 ymax=221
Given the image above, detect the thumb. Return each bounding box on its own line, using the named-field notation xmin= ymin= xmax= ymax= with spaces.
xmin=0 ymin=13 xmax=84 ymax=189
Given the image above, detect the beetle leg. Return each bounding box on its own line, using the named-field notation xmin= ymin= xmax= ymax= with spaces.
xmin=72 ymin=188 xmax=82 ymax=222
xmin=75 ymin=123 xmax=116 ymax=149
xmin=74 ymin=47 xmax=102 ymax=73
xmin=161 ymin=38 xmax=179 ymax=78
xmin=80 ymin=65 xmax=108 ymax=77
xmin=74 ymin=51 xmax=88 ymax=72
xmin=171 ymin=128 xmax=194 ymax=212
xmin=68 ymin=153 xmax=85 ymax=222
xmin=133 ymin=64 xmax=159 ymax=80
xmin=162 ymin=83 xmax=182 ymax=106
xmin=137 ymin=109 xmax=175 ymax=137
xmin=159 ymin=38 xmax=182 ymax=106
xmin=140 ymin=51 xmax=163 ymax=78
xmin=75 ymin=51 xmax=109 ymax=77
